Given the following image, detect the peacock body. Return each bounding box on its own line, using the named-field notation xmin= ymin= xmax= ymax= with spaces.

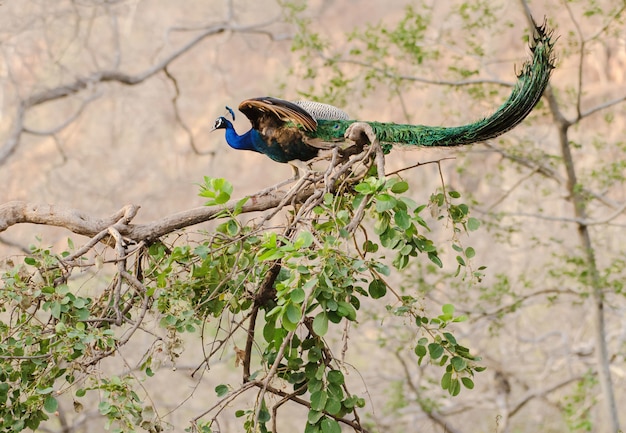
xmin=212 ymin=22 xmax=556 ymax=164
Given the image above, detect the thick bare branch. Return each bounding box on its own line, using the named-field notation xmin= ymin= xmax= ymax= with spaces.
xmin=0 ymin=187 xmax=316 ymax=243
xmin=0 ymin=202 xmax=139 ymax=237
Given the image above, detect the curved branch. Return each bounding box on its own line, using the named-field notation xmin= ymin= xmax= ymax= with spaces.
xmin=0 ymin=17 xmax=282 ymax=165
xmin=509 ymin=376 xmax=581 ymax=417
xmin=24 ymin=22 xmax=231 ymax=107
xmin=482 ymin=143 xmax=622 ymax=210
xmin=22 ymin=92 xmax=103 ymax=136
xmin=579 ymin=94 xmax=626 ymax=121
xmin=0 ymin=104 xmax=25 ymax=163
xmin=0 ymin=187 xmax=317 ymax=243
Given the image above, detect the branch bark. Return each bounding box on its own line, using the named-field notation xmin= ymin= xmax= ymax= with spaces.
xmin=0 ymin=187 xmax=316 ymax=243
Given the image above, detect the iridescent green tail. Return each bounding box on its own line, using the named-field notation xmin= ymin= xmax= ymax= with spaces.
xmin=313 ymin=21 xmax=556 ymax=151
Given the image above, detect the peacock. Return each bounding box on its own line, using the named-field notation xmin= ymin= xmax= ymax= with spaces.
xmin=212 ymin=21 xmax=555 ymax=164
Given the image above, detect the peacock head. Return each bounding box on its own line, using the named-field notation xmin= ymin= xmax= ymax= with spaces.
xmin=211 ymin=116 xmax=231 ymax=132
xmin=211 ymin=105 xmax=236 ymax=132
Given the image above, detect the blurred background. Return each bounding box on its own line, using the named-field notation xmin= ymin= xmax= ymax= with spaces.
xmin=1 ymin=0 xmax=625 ymax=432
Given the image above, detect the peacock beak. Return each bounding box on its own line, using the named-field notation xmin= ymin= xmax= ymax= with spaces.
xmin=210 ymin=118 xmax=223 ymax=132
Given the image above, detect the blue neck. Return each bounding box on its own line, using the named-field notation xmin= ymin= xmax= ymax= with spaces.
xmin=223 ymin=119 xmax=260 ymax=153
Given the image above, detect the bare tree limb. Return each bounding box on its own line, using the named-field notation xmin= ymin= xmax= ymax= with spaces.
xmin=22 ymin=92 xmax=103 ymax=136
xmin=579 ymin=94 xmax=626 ymax=121
xmin=0 ymin=187 xmax=317 ymax=243
xmin=0 ymin=17 xmax=282 ymax=165
xmin=509 ymin=376 xmax=581 ymax=417
xmin=482 ymin=143 xmax=622 ymax=210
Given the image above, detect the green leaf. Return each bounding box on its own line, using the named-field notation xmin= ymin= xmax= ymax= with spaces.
xmin=36 ymin=387 xmax=54 ymax=395
xmin=363 ymin=240 xmax=379 ymax=253
xmin=336 ymin=301 xmax=357 ymax=321
xmin=374 ymin=262 xmax=391 ymax=276
xmin=465 ymin=247 xmax=475 ymax=258
xmin=258 ymin=407 xmax=271 ymax=423
xmin=467 ymin=217 xmax=481 ymax=231
xmin=428 ymin=252 xmax=443 ymax=268
xmin=461 ymin=377 xmax=475 ymax=389
xmin=448 ymin=190 xmax=461 ymax=198
xmin=98 ymin=401 xmax=112 ymax=415
xmin=368 ymin=278 xmax=387 ymax=299
xmin=72 ymin=297 xmax=87 ymax=309
xmin=394 ymin=209 xmax=411 ymax=229
xmin=282 ymin=316 xmax=298 ymax=332
xmin=374 ymin=214 xmax=390 ymax=234
xmin=342 ymin=396 xmax=357 ymax=409
xmin=443 ymin=332 xmax=457 ymax=345
xmin=326 ymin=383 xmax=344 ymax=401
xmin=390 ymin=181 xmax=409 ymax=194
xmin=320 ymin=417 xmax=341 ymax=433
xmin=442 ymin=304 xmax=455 ymax=316
xmin=50 ymin=302 xmax=62 ymax=319
xmin=327 ymin=370 xmax=344 ymax=385
xmin=226 ymin=219 xmax=239 ymax=236
xmin=305 ymin=422 xmax=321 ymax=433
xmin=233 ymin=197 xmax=250 ymax=215
xmin=310 ymin=390 xmax=328 ymax=411
xmin=215 ymin=384 xmax=229 ymax=397
xmin=449 ymin=378 xmax=461 ymax=396
xmin=258 ymin=249 xmax=284 ymax=261
xmin=313 ymin=312 xmax=329 ymax=336
xmin=325 ymin=397 xmax=342 ymax=415
xmin=199 ymin=177 xmax=233 ymax=206
xmin=441 ymin=371 xmax=452 ymax=390
xmin=428 ymin=343 xmax=444 ymax=359
xmin=44 ymin=396 xmax=58 ymax=413
xmin=451 ymin=356 xmax=467 ymax=372
xmin=375 ymin=194 xmax=397 ymax=212
xmin=290 ymin=288 xmax=306 ymax=303
xmin=296 ymin=231 xmax=314 ymax=249
xmin=414 ymin=344 xmax=427 ymax=357
xmin=354 ymin=182 xmax=373 ymax=194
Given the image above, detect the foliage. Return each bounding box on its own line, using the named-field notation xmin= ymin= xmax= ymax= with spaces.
xmin=0 ymin=163 xmax=482 ymax=433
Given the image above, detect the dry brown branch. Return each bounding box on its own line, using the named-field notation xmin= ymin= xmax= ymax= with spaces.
xmin=0 ymin=187 xmax=315 ymax=242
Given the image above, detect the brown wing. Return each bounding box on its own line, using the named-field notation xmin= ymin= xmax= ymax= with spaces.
xmin=238 ymin=97 xmax=318 ymax=132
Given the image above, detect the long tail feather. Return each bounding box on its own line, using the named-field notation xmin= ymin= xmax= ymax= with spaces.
xmin=314 ymin=20 xmax=556 ymax=150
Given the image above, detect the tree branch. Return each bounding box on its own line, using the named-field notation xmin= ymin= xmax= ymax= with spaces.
xmin=0 ymin=17 xmax=282 ymax=165
xmin=0 ymin=187 xmax=317 ymax=243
